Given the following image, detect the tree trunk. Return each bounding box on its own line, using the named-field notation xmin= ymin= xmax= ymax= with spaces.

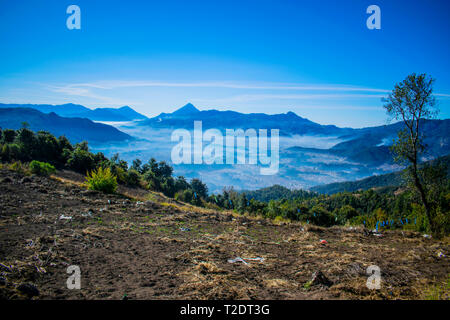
xmin=411 ymin=163 xmax=432 ymax=230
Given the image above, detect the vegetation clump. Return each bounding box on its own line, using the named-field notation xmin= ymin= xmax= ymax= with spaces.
xmin=29 ymin=160 xmax=56 ymax=176
xmin=85 ymin=167 xmax=118 ymax=194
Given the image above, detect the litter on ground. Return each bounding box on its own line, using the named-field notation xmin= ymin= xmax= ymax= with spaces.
xmin=228 ymin=257 xmax=264 ymax=265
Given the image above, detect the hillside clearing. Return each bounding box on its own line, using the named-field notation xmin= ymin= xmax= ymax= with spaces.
xmin=0 ymin=169 xmax=448 ymax=300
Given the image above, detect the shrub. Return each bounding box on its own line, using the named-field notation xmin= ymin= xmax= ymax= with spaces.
xmin=67 ymin=147 xmax=95 ymax=173
xmin=1 ymin=143 xmax=21 ymax=162
xmin=125 ymin=169 xmax=141 ymax=187
xmin=1 ymin=129 xmax=16 ymax=143
xmin=29 ymin=160 xmax=56 ymax=176
xmin=9 ymin=161 xmax=31 ymax=176
xmin=85 ymin=167 xmax=118 ymax=194
xmin=175 ymin=189 xmax=194 ymax=203
xmin=190 ymin=178 xmax=208 ymax=199
xmin=110 ymin=165 xmax=127 ymax=184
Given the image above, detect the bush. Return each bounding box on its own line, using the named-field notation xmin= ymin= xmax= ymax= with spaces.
xmin=9 ymin=161 xmax=31 ymax=176
xmin=175 ymin=189 xmax=194 ymax=203
xmin=29 ymin=160 xmax=55 ymax=176
xmin=1 ymin=143 xmax=21 ymax=162
xmin=125 ymin=169 xmax=141 ymax=187
xmin=85 ymin=167 xmax=118 ymax=194
xmin=190 ymin=178 xmax=208 ymax=199
xmin=1 ymin=129 xmax=16 ymax=143
xmin=67 ymin=147 xmax=95 ymax=173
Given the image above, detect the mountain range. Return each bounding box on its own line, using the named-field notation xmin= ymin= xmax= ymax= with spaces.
xmin=142 ymin=103 xmax=350 ymax=136
xmin=0 ymin=103 xmax=148 ymax=122
xmin=310 ymin=154 xmax=450 ymax=195
xmin=1 ymin=102 xmax=449 ymax=192
xmin=144 ymin=103 xmax=450 ymax=166
xmin=0 ymin=108 xmax=132 ymax=143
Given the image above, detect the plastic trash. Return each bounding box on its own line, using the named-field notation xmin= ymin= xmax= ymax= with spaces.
xmin=320 ymin=239 xmax=328 ymax=245
xmin=228 ymin=257 xmax=248 ymax=265
xmin=82 ymin=211 xmax=92 ymax=217
xmin=180 ymin=227 xmax=191 ymax=232
xmin=59 ymin=215 xmax=72 ymax=220
xmin=227 ymin=257 xmax=264 ymax=264
xmin=423 ymin=234 xmax=432 ymax=239
xmin=373 ymin=233 xmax=383 ymax=237
xmin=243 ymin=257 xmax=264 ymax=262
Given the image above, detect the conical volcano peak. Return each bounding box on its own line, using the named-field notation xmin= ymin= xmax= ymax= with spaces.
xmin=172 ymin=103 xmax=200 ymax=115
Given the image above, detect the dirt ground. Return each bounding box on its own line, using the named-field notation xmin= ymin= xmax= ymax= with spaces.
xmin=0 ymin=168 xmax=449 ymax=300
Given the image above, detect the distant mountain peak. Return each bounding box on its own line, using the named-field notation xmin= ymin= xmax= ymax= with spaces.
xmin=172 ymin=103 xmax=200 ymax=115
xmin=119 ymin=105 xmax=133 ymax=110
xmin=286 ymin=111 xmax=300 ymax=118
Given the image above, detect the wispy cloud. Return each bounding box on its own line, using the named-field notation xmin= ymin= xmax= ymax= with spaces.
xmin=50 ymin=80 xmax=391 ymax=93
xmin=191 ymin=93 xmax=386 ymax=104
xmin=44 ymin=80 xmax=450 ymax=107
xmin=45 ymin=83 xmax=141 ymax=106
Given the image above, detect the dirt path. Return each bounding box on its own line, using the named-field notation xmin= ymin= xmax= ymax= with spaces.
xmin=0 ymin=169 xmax=448 ymax=299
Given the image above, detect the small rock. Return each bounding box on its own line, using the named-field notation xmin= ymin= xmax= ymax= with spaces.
xmin=82 ymin=190 xmax=99 ymax=196
xmin=310 ymin=270 xmax=333 ymax=287
xmin=20 ymin=177 xmax=32 ymax=184
xmin=1 ymin=177 xmax=13 ymax=183
xmin=17 ymin=283 xmax=39 ymax=297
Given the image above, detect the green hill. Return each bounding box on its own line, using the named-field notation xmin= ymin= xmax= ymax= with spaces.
xmin=311 ymin=154 xmax=450 ymax=194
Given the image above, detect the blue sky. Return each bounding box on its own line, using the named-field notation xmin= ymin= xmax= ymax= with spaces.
xmin=0 ymin=0 xmax=449 ymax=127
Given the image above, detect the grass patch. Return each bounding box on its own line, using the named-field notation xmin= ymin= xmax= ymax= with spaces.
xmin=422 ymin=276 xmax=450 ymax=300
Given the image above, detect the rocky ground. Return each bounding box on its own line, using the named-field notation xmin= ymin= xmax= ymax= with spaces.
xmin=0 ymin=168 xmax=448 ymax=300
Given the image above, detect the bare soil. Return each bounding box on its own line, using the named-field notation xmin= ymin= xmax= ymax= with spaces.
xmin=0 ymin=169 xmax=448 ymax=300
